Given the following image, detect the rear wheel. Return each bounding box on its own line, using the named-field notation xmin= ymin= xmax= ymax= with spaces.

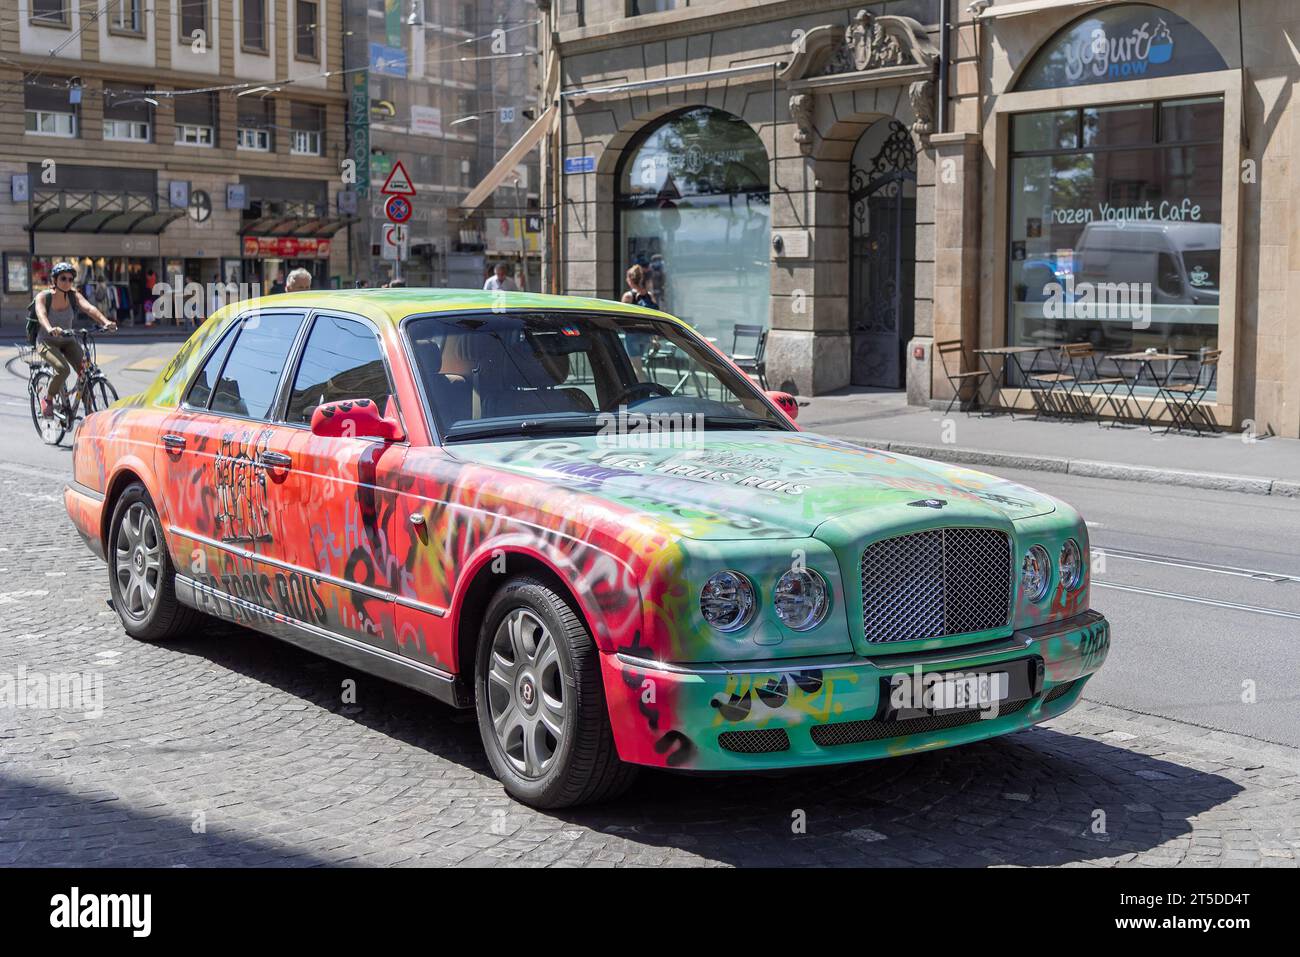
xmin=29 ymin=370 xmax=66 ymax=446
xmin=475 ymin=576 xmax=636 ymax=808
xmin=108 ymin=483 xmax=198 ymax=642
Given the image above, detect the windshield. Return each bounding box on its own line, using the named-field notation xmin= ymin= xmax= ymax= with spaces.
xmin=405 ymin=311 xmax=790 ymax=442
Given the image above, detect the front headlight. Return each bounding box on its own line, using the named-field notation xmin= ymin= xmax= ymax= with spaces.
xmin=1059 ymin=539 xmax=1084 ymax=590
xmin=773 ymin=568 xmax=829 ymax=631
xmin=1021 ymin=545 xmax=1052 ymax=602
xmin=700 ymin=570 xmax=755 ymax=632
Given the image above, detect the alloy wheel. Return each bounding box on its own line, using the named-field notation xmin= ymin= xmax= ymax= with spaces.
xmin=115 ymin=502 xmax=162 ymax=621
xmin=486 ymin=608 xmax=567 ymax=779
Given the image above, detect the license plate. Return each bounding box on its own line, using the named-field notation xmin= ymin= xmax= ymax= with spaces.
xmin=882 ymin=668 xmax=1012 ymax=720
xmin=933 ymin=672 xmax=1009 ymax=712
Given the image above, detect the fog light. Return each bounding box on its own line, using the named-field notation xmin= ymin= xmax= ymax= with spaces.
xmin=700 ymin=571 xmax=755 ymax=632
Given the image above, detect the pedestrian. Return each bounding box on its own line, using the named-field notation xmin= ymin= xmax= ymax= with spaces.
xmin=31 ymin=262 xmax=116 ymax=418
xmin=270 ymin=269 xmax=286 ymax=295
xmin=286 ymin=267 xmax=312 ymax=292
xmin=387 ymin=277 xmax=406 ymax=287
xmin=483 ymin=261 xmax=517 ymax=292
xmin=620 ymin=264 xmax=657 ymax=373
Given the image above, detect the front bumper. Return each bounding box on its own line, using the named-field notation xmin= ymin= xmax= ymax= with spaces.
xmin=601 ymin=609 xmax=1110 ymax=771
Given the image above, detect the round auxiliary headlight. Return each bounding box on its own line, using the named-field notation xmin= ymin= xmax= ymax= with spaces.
xmin=773 ymin=568 xmax=829 ymax=631
xmin=1059 ymin=539 xmax=1084 ymax=591
xmin=700 ymin=571 xmax=756 ymax=633
xmin=1021 ymin=545 xmax=1052 ymax=603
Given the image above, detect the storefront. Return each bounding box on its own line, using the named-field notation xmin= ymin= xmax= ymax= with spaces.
xmin=238 ymin=176 xmax=354 ymax=291
xmin=998 ymin=4 xmax=1230 ymax=398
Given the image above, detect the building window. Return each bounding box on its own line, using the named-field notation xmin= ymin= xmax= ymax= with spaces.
xmin=238 ymin=128 xmax=271 ymax=151
xmin=295 ymin=1 xmax=319 ymax=61
xmin=110 ymin=0 xmax=145 ymax=35
xmin=180 ymin=0 xmax=209 ymax=43
xmin=290 ymin=103 xmax=324 ymax=155
xmin=31 ymin=0 xmax=70 ymax=28
xmin=175 ymin=91 xmax=218 ymax=147
xmin=629 ymin=1 xmax=678 ymax=15
xmin=615 ymin=106 xmax=771 ymax=342
xmin=103 ymin=86 xmax=153 ymax=142
xmin=238 ymin=97 xmax=274 ymax=152
xmin=24 ymin=82 xmax=78 ymax=137
xmin=242 ymin=0 xmax=267 ymax=52
xmin=1007 ymin=97 xmax=1224 ymax=388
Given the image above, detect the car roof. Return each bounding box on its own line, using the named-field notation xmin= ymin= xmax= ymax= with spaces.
xmin=227 ymin=288 xmax=685 ymax=328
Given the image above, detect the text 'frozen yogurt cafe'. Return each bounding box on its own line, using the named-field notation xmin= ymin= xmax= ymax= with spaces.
xmin=539 ymin=1 xmax=1300 ymax=437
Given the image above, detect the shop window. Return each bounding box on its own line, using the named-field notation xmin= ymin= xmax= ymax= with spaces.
xmin=615 ymin=106 xmax=770 ymax=343
xmin=285 ymin=316 xmax=391 ymax=424
xmin=242 ymin=0 xmax=268 ymax=53
xmin=24 ymin=81 xmax=77 ymax=137
xmin=295 ymin=1 xmax=319 ymax=61
xmin=1007 ymin=96 xmax=1224 ymax=389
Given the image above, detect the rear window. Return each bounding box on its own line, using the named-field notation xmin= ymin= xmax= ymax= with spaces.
xmin=209 ymin=313 xmax=305 ymax=419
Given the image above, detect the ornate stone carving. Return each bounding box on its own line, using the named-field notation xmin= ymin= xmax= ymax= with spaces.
xmin=789 ymin=93 xmax=815 ymax=155
xmin=818 ymin=10 xmax=911 ymax=77
xmin=909 ymin=79 xmax=935 ymax=143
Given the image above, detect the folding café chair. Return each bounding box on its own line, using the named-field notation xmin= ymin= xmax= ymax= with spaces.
xmin=936 ymin=339 xmax=988 ymax=415
xmin=1026 ymin=343 xmax=1088 ymax=419
xmin=1069 ymin=345 xmax=1130 ymax=427
xmin=730 ymin=324 xmax=769 ymax=390
xmin=1157 ymin=349 xmax=1221 ymax=435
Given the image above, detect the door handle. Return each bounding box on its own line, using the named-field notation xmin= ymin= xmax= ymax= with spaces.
xmin=258 ymin=450 xmax=292 ymax=469
xmin=161 ymin=433 xmax=186 ymax=452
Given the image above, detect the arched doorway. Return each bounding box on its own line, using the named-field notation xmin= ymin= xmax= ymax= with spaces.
xmin=849 ymin=118 xmax=917 ymax=388
xmin=615 ymin=107 xmax=770 ymax=344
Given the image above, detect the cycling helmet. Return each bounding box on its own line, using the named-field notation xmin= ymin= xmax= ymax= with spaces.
xmin=50 ymin=261 xmax=77 ymax=280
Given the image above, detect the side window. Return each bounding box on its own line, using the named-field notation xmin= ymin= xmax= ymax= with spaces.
xmin=285 ymin=314 xmax=392 ymax=424
xmin=184 ymin=321 xmax=240 ymax=409
xmin=209 ymin=313 xmax=305 ymax=419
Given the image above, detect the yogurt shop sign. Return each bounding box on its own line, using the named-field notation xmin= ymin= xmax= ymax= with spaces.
xmin=1017 ymin=4 xmax=1226 ymax=91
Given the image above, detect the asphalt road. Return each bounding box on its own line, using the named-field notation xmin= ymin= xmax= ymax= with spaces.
xmin=4 ymin=334 xmax=1298 ymax=749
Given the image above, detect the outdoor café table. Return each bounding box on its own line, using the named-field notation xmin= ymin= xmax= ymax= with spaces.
xmin=1106 ymin=352 xmax=1188 ymax=430
xmin=973 ymin=345 xmax=1050 ymax=417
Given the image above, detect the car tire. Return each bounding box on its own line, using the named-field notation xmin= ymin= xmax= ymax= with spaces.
xmin=108 ymin=483 xmax=198 ymax=642
xmin=475 ymin=576 xmax=637 ymax=809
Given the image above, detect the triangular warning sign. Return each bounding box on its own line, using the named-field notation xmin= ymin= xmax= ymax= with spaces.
xmin=380 ymin=160 xmax=416 ymax=196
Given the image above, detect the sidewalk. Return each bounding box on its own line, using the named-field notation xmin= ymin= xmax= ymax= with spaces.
xmin=0 ymin=320 xmax=194 ymax=344
xmin=798 ymin=388 xmax=1300 ymax=497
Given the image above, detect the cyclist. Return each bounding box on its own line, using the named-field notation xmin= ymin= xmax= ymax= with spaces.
xmin=33 ymin=262 xmax=116 ymax=418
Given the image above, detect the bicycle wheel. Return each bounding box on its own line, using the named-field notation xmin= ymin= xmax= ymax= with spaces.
xmin=85 ymin=375 xmax=119 ymax=414
xmin=29 ymin=370 xmax=67 ymax=446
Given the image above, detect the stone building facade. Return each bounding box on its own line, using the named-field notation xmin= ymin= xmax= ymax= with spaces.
xmin=540 ymin=0 xmax=1300 ymax=438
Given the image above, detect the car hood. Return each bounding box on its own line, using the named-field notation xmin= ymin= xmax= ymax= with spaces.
xmin=445 ymin=431 xmax=1056 ymax=540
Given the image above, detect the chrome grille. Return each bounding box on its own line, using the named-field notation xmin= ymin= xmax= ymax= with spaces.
xmin=860 ymin=527 xmax=1012 ymax=643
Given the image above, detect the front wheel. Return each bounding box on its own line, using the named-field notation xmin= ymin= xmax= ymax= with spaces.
xmin=475 ymin=577 xmax=636 ymax=808
xmin=108 ymin=483 xmax=198 ymax=642
xmin=84 ymin=374 xmax=118 ymax=414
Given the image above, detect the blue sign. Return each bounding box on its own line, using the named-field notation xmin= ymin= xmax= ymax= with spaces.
xmin=226 ymin=184 xmax=247 ymax=210
xmin=369 ymin=42 xmax=408 ymax=78
xmin=169 ymin=180 xmax=190 ymax=209
xmin=563 ymin=155 xmax=596 ymax=175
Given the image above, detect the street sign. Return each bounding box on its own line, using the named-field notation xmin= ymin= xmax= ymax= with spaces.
xmin=381 ymin=223 xmax=409 ymax=261
xmin=563 ymin=155 xmax=595 ymax=175
xmin=385 ymin=194 xmax=412 ymax=223
xmin=525 ymin=214 xmax=541 ymax=234
xmin=380 ymin=160 xmax=416 ymax=196
xmin=499 ymin=107 xmax=516 ymax=125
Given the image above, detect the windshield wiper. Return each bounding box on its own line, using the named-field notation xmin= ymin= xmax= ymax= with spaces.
xmin=700 ymin=415 xmax=786 ymax=430
xmin=443 ymin=417 xmax=602 ymax=442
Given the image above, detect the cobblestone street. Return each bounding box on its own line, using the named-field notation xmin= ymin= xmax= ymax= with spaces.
xmin=2 ymin=461 xmax=1297 ymax=867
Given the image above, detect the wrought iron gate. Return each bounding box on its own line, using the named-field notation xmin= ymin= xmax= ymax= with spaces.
xmin=850 ymin=120 xmax=917 ymax=388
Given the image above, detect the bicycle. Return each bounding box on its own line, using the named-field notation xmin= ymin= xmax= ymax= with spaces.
xmin=27 ymin=327 xmax=119 ymax=446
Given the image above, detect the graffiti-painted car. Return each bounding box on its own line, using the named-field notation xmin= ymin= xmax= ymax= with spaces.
xmin=66 ymin=290 xmax=1109 ymax=807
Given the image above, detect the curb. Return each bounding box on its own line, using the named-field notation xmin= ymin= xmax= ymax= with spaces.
xmin=851 ymin=438 xmax=1299 ymax=498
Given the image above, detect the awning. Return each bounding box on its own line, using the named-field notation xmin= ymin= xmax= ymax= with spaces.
xmin=975 ymin=0 xmax=1109 ymax=19
xmin=239 ymin=204 xmax=358 ymax=238
xmin=459 ymin=104 xmax=557 ymax=215
xmin=29 ymin=189 xmax=186 ymax=235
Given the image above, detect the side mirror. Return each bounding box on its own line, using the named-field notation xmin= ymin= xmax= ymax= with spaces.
xmin=310 ymin=397 xmax=405 ymax=442
xmin=767 ymin=390 xmax=799 ymax=420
